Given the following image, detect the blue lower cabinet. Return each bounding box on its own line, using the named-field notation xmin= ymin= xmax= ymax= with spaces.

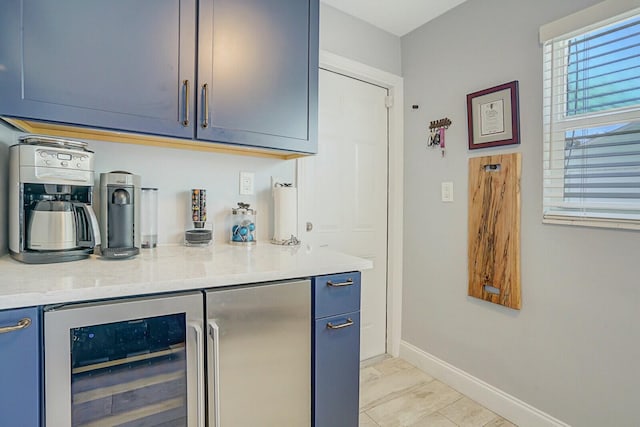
xmin=313 ymin=311 xmax=360 ymax=427
xmin=0 ymin=307 xmax=41 ymax=427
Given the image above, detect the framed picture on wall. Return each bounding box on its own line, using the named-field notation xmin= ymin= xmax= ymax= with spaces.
xmin=466 ymin=81 xmax=520 ymax=150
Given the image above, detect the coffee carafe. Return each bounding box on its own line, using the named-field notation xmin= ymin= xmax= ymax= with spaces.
xmin=9 ymin=136 xmax=101 ymax=264
xmin=27 ymin=199 xmax=100 ymax=251
xmin=99 ymin=171 xmax=141 ymax=259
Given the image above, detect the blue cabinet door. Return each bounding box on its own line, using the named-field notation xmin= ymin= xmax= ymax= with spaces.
xmin=314 ymin=311 xmax=360 ymax=427
xmin=197 ymin=0 xmax=319 ymax=153
xmin=0 ymin=0 xmax=196 ymax=139
xmin=0 ymin=307 xmax=41 ymax=427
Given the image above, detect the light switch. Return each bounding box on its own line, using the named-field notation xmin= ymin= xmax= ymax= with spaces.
xmin=240 ymin=171 xmax=255 ymax=195
xmin=441 ymin=181 xmax=453 ymax=202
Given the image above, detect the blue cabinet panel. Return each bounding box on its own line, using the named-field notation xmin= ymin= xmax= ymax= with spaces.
xmin=313 ymin=311 xmax=360 ymax=427
xmin=313 ymin=272 xmax=361 ymax=319
xmin=0 ymin=0 xmax=317 ymax=154
xmin=197 ymin=0 xmax=318 ymax=153
xmin=0 ymin=307 xmax=41 ymax=427
xmin=0 ymin=0 xmax=196 ymax=139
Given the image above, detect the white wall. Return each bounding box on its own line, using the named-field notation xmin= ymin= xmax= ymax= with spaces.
xmin=0 ymin=134 xmax=296 ymax=252
xmin=401 ymin=0 xmax=639 ymax=426
xmin=320 ymin=3 xmax=402 ymax=76
xmin=90 ymin=140 xmax=294 ymax=245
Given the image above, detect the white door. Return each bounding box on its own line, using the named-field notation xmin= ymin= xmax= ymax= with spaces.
xmin=299 ymin=69 xmax=389 ymax=360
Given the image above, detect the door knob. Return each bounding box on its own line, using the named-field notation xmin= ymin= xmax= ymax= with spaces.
xmin=306 ymin=222 xmax=313 ymax=232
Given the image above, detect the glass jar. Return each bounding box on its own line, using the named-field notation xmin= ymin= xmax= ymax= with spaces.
xmin=230 ymin=202 xmax=256 ymax=245
xmin=140 ymin=188 xmax=158 ymax=248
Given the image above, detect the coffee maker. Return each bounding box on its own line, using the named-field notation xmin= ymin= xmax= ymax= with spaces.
xmin=99 ymin=171 xmax=141 ymax=259
xmin=9 ymin=136 xmax=101 ymax=264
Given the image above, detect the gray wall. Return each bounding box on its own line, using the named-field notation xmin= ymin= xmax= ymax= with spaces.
xmin=401 ymin=0 xmax=639 ymax=426
xmin=320 ymin=3 xmax=402 ymax=75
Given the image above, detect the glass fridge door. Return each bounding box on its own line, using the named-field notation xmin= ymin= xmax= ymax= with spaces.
xmin=44 ymin=292 xmax=204 ymax=427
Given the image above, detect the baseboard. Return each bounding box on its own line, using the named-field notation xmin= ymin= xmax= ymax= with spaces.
xmin=399 ymin=341 xmax=570 ymax=427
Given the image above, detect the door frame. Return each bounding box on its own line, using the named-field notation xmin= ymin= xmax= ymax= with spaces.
xmin=297 ymin=50 xmax=404 ymax=357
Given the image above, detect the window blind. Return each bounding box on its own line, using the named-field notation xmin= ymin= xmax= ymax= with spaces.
xmin=542 ymin=9 xmax=640 ymax=229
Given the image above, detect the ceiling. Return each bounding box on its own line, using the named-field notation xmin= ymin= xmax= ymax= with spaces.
xmin=321 ymin=0 xmax=469 ymax=36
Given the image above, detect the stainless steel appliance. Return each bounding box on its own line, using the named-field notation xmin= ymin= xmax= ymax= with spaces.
xmin=9 ymin=136 xmax=101 ymax=264
xmin=44 ymin=280 xmax=311 ymax=426
xmin=205 ymin=280 xmax=311 ymax=426
xmin=99 ymin=171 xmax=141 ymax=258
xmin=44 ymin=293 xmax=204 ymax=426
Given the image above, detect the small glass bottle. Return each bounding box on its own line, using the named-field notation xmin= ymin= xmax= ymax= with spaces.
xmin=230 ymin=202 xmax=256 ymax=245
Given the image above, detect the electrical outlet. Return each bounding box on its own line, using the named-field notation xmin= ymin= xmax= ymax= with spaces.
xmin=441 ymin=181 xmax=453 ymax=202
xmin=240 ymin=172 xmax=255 ymax=195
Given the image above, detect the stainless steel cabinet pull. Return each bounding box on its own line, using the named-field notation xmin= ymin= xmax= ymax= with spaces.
xmin=326 ymin=318 xmax=354 ymax=330
xmin=326 ymin=278 xmax=354 ymax=287
xmin=0 ymin=317 xmax=31 ymax=334
xmin=182 ymin=80 xmax=190 ymax=126
xmin=202 ymin=83 xmax=209 ymax=128
xmin=207 ymin=320 xmax=221 ymax=427
xmin=189 ymin=322 xmax=206 ymax=427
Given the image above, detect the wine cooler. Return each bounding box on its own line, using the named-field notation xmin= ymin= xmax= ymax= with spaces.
xmin=44 ymin=293 xmax=204 ymax=427
xmin=43 ymin=280 xmax=311 ymax=426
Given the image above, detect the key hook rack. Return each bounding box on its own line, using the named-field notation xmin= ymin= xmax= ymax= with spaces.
xmin=427 ymin=117 xmax=452 ymax=156
xmin=429 ymin=118 xmax=452 ymax=130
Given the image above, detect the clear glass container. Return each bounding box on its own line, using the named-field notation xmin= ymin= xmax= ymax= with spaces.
xmin=140 ymin=188 xmax=158 ymax=248
xmin=230 ymin=202 xmax=256 ymax=245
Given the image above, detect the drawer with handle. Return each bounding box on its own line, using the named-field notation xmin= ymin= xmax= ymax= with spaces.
xmin=312 ymin=272 xmax=361 ymax=319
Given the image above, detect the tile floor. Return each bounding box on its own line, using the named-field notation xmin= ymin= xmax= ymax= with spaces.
xmin=359 ymin=357 xmax=517 ymax=427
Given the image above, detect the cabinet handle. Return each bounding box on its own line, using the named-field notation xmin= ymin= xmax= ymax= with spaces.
xmin=202 ymin=83 xmax=209 ymax=128
xmin=326 ymin=278 xmax=354 ymax=287
xmin=0 ymin=317 xmax=31 ymax=334
xmin=182 ymin=80 xmax=190 ymax=127
xmin=207 ymin=320 xmax=221 ymax=427
xmin=326 ymin=318 xmax=354 ymax=330
xmin=189 ymin=322 xmax=206 ymax=427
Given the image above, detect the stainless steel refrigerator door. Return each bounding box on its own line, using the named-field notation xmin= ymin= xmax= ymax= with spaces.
xmin=206 ymin=280 xmax=311 ymax=427
xmin=44 ymin=292 xmax=205 ymax=427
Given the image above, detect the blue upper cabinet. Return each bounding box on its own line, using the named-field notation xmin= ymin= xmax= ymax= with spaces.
xmin=0 ymin=0 xmax=196 ymax=139
xmin=0 ymin=0 xmax=318 ymax=154
xmin=0 ymin=307 xmax=41 ymax=427
xmin=197 ymin=0 xmax=319 ymax=153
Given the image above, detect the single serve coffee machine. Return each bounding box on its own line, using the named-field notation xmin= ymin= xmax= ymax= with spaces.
xmin=9 ymin=136 xmax=101 ymax=264
xmin=99 ymin=171 xmax=141 ymax=259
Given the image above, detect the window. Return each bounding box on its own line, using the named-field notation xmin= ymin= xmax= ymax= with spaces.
xmin=542 ymin=8 xmax=640 ymax=230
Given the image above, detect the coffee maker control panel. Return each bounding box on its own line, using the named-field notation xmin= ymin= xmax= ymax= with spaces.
xmin=34 ymin=148 xmax=92 ymax=171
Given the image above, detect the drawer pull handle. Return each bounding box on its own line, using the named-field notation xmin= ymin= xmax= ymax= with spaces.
xmin=326 ymin=318 xmax=354 ymax=330
xmin=0 ymin=317 xmax=31 ymax=334
xmin=326 ymin=278 xmax=354 ymax=287
xmin=202 ymin=83 xmax=210 ymax=128
xmin=182 ymin=79 xmax=190 ymax=126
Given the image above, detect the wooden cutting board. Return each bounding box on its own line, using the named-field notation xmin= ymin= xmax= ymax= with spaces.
xmin=468 ymin=153 xmax=521 ymax=309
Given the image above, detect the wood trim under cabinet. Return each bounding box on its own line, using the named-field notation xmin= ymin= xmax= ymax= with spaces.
xmin=4 ymin=118 xmax=308 ymax=161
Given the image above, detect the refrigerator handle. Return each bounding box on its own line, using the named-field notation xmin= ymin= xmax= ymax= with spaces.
xmin=189 ymin=322 xmax=206 ymax=427
xmin=207 ymin=320 xmax=222 ymax=427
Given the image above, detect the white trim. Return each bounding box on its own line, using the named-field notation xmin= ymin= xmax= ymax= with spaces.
xmin=298 ymin=50 xmax=405 ymax=357
xmin=539 ymin=0 xmax=640 ymax=43
xmin=400 ymin=341 xmax=571 ymax=427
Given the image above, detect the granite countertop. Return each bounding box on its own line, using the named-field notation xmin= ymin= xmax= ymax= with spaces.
xmin=0 ymin=243 xmax=372 ymax=310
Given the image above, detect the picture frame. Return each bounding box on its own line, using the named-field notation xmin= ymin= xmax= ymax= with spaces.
xmin=466 ymin=81 xmax=520 ymax=150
